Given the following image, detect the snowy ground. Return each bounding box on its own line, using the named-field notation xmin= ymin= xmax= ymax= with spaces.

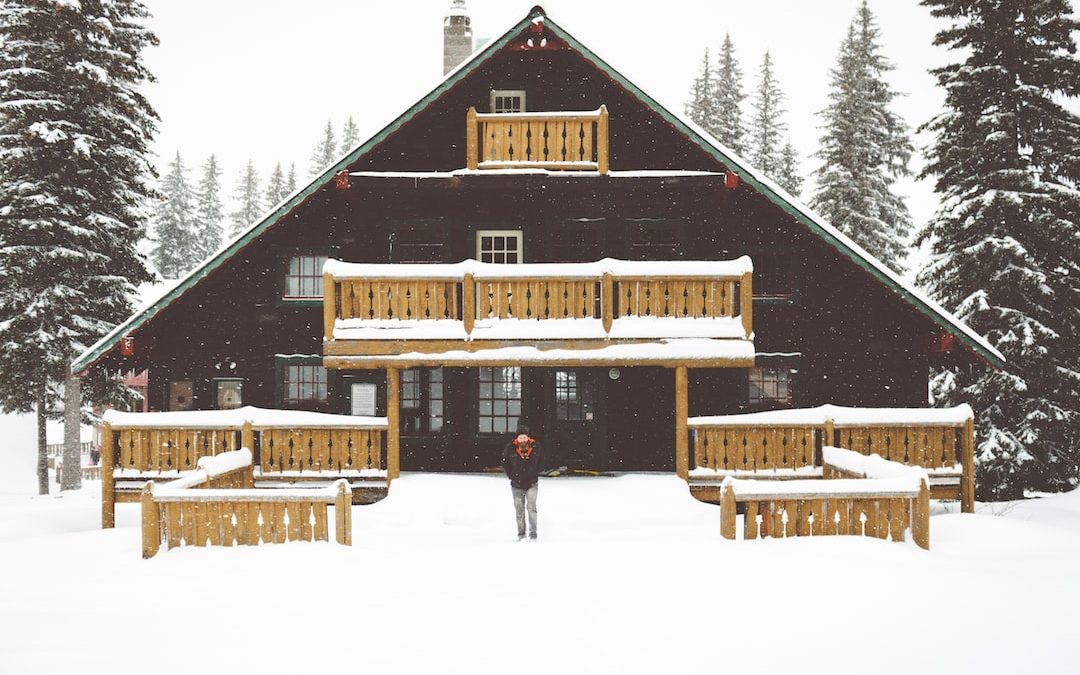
xmin=1 ymin=466 xmax=1079 ymax=675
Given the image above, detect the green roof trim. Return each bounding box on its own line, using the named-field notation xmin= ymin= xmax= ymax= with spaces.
xmin=74 ymin=6 xmax=1003 ymax=373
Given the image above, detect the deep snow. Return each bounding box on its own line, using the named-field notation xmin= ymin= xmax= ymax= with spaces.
xmin=1 ymin=467 xmax=1079 ymax=675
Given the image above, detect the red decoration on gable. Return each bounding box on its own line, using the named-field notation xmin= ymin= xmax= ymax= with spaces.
xmin=926 ymin=332 xmax=956 ymax=353
xmin=334 ymin=170 xmax=350 ymax=191
xmin=120 ymin=336 xmax=135 ymax=356
xmin=724 ymin=170 xmax=740 ymax=190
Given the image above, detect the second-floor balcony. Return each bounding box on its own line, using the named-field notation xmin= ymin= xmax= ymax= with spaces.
xmin=466 ymin=106 xmax=609 ymax=174
xmin=322 ymin=258 xmax=754 ymax=368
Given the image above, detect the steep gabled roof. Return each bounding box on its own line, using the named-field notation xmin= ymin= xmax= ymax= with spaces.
xmin=73 ymin=6 xmax=1004 ymax=373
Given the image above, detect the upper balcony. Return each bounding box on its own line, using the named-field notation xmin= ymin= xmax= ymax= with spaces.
xmin=466 ymin=106 xmax=609 ymax=174
xmin=321 ymin=258 xmax=754 ymax=369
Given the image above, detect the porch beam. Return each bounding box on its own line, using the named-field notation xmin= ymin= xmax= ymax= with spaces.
xmin=675 ymin=365 xmax=689 ymax=480
xmin=386 ymin=368 xmax=401 ymax=482
xmin=326 ymin=355 xmax=754 ymax=370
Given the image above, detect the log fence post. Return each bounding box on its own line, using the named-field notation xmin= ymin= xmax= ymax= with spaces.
xmin=913 ymin=479 xmax=930 ymax=550
xmin=675 ymin=366 xmax=689 ymax=480
xmin=335 ymin=481 xmax=352 ymax=546
xmin=961 ymin=417 xmax=975 ymax=513
xmin=141 ymin=481 xmax=160 ymax=559
xmin=101 ymin=422 xmax=115 ymax=529
xmin=387 ymin=368 xmax=400 ymax=482
xmin=721 ymin=482 xmax=736 ymax=540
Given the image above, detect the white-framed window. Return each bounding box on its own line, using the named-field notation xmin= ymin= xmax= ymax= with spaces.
xmin=283 ymin=364 xmax=328 ymax=403
xmin=490 ymin=89 xmax=526 ymax=113
xmin=283 ymin=254 xmax=327 ymax=299
xmin=476 ymin=230 xmax=523 ymax=264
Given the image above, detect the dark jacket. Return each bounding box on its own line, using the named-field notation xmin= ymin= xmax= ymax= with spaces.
xmin=502 ymin=434 xmax=543 ymax=489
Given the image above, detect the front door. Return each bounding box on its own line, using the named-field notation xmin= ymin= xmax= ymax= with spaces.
xmin=546 ymin=369 xmax=607 ymax=471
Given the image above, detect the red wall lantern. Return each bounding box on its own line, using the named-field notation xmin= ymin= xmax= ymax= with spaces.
xmin=120 ymin=336 xmax=135 ymax=356
xmin=334 ymin=170 xmax=350 ymax=191
xmin=724 ymin=170 xmax=740 ymax=190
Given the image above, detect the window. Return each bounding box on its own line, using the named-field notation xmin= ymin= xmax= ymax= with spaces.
xmin=283 ymin=364 xmax=328 ymax=403
xmin=401 ymin=367 xmax=444 ymax=434
xmin=214 ymin=379 xmax=243 ymax=410
xmin=477 ymin=230 xmax=522 ymax=264
xmin=490 ymin=89 xmax=526 ymax=113
xmin=753 ymin=254 xmax=794 ymax=299
xmin=555 ymin=370 xmax=595 ymax=421
xmin=479 ymin=367 xmax=521 ymax=433
xmin=748 ymin=367 xmax=794 ymax=409
xmin=283 ymin=254 xmax=327 ymax=299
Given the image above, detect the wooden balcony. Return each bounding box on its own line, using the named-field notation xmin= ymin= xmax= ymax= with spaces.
xmin=466 ymin=106 xmax=609 ymax=174
xmin=322 ymin=258 xmax=754 ymax=368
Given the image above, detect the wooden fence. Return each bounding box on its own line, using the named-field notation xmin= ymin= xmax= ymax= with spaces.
xmin=687 ymin=405 xmax=974 ymax=512
xmin=142 ymin=480 xmax=352 ymax=558
xmin=467 ymin=106 xmax=609 ymax=174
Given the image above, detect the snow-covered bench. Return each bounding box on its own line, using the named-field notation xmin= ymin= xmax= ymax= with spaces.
xmin=687 ymin=404 xmax=974 ymax=512
xmin=720 ymin=446 xmax=931 ymax=549
xmin=100 ymin=407 xmax=389 ymax=528
xmin=141 ymin=477 xmax=352 ymax=558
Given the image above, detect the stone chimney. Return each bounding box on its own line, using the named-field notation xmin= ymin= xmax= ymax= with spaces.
xmin=443 ymin=0 xmax=473 ymax=76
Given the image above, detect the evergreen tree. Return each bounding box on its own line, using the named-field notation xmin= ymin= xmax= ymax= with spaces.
xmin=775 ymin=138 xmax=803 ymax=197
xmin=340 ymin=116 xmax=360 ymax=154
xmin=747 ymin=51 xmax=787 ymax=178
xmin=150 ymin=151 xmax=199 ymax=279
xmin=265 ymin=161 xmax=288 ymax=206
xmin=0 ymin=0 xmax=157 ymax=493
xmin=684 ymin=49 xmax=719 ymax=136
xmin=194 ymin=154 xmax=224 ymax=260
xmin=810 ymin=2 xmax=913 ymax=271
xmin=229 ymin=161 xmax=263 ymax=236
xmin=310 ymin=120 xmax=337 ymax=176
xmin=286 ymin=162 xmax=298 ymax=194
xmin=918 ymin=0 xmax=1080 ymax=499
xmin=712 ymin=34 xmax=747 ymax=154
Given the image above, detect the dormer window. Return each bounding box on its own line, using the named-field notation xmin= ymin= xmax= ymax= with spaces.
xmin=490 ymin=90 xmax=526 ymax=113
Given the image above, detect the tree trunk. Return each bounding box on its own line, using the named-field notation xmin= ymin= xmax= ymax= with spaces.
xmin=61 ymin=369 xmax=83 ymax=491
xmin=37 ymin=395 xmax=49 ymax=496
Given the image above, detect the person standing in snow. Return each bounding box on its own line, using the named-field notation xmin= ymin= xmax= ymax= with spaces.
xmin=502 ymin=424 xmax=543 ymax=541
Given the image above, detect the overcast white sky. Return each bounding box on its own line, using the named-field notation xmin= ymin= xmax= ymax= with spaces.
xmin=139 ymin=0 xmax=1079 ymax=236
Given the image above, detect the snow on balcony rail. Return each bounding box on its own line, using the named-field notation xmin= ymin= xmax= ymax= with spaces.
xmin=323 ymin=257 xmax=753 ymax=281
xmin=822 ymin=446 xmax=929 ymax=486
xmin=103 ymin=406 xmax=389 ymax=430
xmin=687 ymin=404 xmax=973 ymax=428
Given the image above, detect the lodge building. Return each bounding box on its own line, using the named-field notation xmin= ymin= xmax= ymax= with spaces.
xmin=74 ymin=5 xmax=1002 ymax=478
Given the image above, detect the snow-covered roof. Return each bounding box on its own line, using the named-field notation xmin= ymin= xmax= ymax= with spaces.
xmin=72 ymin=6 xmax=1003 ymax=374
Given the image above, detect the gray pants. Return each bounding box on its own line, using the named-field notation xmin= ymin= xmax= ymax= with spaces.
xmin=511 ymin=484 xmax=538 ymax=538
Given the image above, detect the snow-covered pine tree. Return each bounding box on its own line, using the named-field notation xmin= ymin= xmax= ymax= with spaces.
xmin=712 ymin=34 xmax=746 ymax=154
xmin=775 ymin=138 xmax=803 ymax=197
xmin=810 ymin=2 xmax=913 ymax=272
xmin=265 ymin=161 xmax=288 ymax=206
xmin=194 ymin=154 xmax=224 ymax=258
xmin=0 ymin=0 xmax=157 ymax=492
xmin=685 ymin=49 xmax=719 ymax=137
xmin=229 ymin=161 xmax=263 ymax=236
xmin=310 ymin=121 xmax=337 ymax=176
xmin=150 ymin=151 xmax=199 ymax=279
xmin=340 ymin=116 xmax=360 ymax=155
xmin=286 ymin=162 xmax=298 ymax=194
xmin=747 ymin=51 xmax=786 ymax=178
xmin=918 ymin=0 xmax=1080 ymax=499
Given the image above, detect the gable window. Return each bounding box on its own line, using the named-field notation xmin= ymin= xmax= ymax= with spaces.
xmin=283 ymin=364 xmax=328 ymax=403
xmin=748 ymin=367 xmax=794 ymax=409
xmin=479 ymin=366 xmax=521 ymax=434
xmin=477 ymin=230 xmax=523 ymax=264
xmin=283 ymin=254 xmax=327 ymax=300
xmin=401 ymin=367 xmax=444 ymax=434
xmin=490 ymin=90 xmax=526 ymax=113
xmin=753 ymin=254 xmax=795 ymax=299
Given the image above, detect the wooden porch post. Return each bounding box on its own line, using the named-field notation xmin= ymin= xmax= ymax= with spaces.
xmin=322 ymin=272 xmax=336 ymax=343
xmin=387 ymin=368 xmax=401 ymax=482
xmin=466 ymin=107 xmax=479 ymax=170
xmin=101 ymin=422 xmax=115 ymax=529
xmin=961 ymin=417 xmax=975 ymax=513
xmin=597 ymin=105 xmax=609 ymax=175
xmin=675 ymin=366 xmax=689 ymax=480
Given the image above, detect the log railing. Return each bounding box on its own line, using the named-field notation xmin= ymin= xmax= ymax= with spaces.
xmin=141 ymin=480 xmax=352 ymax=558
xmin=257 ymin=425 xmax=386 ymax=474
xmin=113 ymin=426 xmax=244 ymax=473
xmin=324 ymin=259 xmax=753 ymax=342
xmin=466 ymin=106 xmax=609 ymax=174
xmin=692 ymin=425 xmax=820 ymax=475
